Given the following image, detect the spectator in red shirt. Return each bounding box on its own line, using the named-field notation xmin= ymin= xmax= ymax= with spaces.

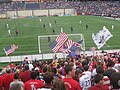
xmin=88 ymin=74 xmax=109 ymax=90
xmin=2 ymin=67 xmax=14 ymax=90
xmin=19 ymin=65 xmax=31 ymax=83
xmin=0 ymin=76 xmax=2 ymax=90
xmin=24 ymin=71 xmax=44 ymax=90
xmin=63 ymin=64 xmax=82 ymax=90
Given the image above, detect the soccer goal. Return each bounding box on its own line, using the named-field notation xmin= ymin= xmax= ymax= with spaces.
xmin=38 ymin=34 xmax=85 ymax=54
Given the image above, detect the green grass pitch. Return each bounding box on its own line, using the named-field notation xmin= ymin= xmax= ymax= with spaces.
xmin=0 ymin=15 xmax=120 ymax=56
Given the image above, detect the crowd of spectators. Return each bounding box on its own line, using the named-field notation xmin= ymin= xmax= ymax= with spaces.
xmin=0 ymin=51 xmax=120 ymax=90
xmin=0 ymin=1 xmax=120 ymax=17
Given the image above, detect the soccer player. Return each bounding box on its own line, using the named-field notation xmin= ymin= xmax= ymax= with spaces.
xmin=112 ymin=24 xmax=114 ymax=30
xmin=8 ymin=29 xmax=11 ymax=36
xmin=48 ymin=35 xmax=51 ymax=42
xmin=63 ymin=64 xmax=82 ymax=90
xmin=79 ymin=20 xmax=81 ymax=24
xmin=86 ymin=24 xmax=88 ymax=30
xmin=53 ymin=27 xmax=55 ymax=34
xmin=61 ymin=28 xmax=63 ymax=32
xmin=15 ymin=27 xmax=19 ymax=36
xmin=43 ymin=24 xmax=45 ymax=29
xmin=49 ymin=23 xmax=52 ymax=28
xmin=55 ymin=20 xmax=56 ymax=24
xmin=71 ymin=26 xmax=73 ymax=33
xmin=24 ymin=71 xmax=43 ymax=90
xmin=39 ymin=19 xmax=41 ymax=22
xmin=5 ymin=24 xmax=9 ymax=30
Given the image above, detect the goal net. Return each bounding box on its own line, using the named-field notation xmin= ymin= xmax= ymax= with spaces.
xmin=38 ymin=34 xmax=85 ymax=54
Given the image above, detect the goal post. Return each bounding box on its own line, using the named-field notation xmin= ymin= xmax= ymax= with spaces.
xmin=38 ymin=34 xmax=85 ymax=54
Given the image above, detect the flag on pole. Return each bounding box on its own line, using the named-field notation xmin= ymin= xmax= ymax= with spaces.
xmin=3 ymin=44 xmax=18 ymax=56
xmin=59 ymin=39 xmax=83 ymax=54
xmin=49 ymin=32 xmax=68 ymax=53
xmin=92 ymin=26 xmax=113 ymax=49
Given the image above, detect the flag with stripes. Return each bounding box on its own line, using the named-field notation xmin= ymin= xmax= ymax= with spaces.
xmin=59 ymin=39 xmax=83 ymax=53
xmin=3 ymin=44 xmax=18 ymax=56
xmin=49 ymin=32 xmax=68 ymax=53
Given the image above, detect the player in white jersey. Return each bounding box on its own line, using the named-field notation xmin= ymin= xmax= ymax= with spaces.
xmin=79 ymin=74 xmax=91 ymax=90
xmin=112 ymin=24 xmax=114 ymax=30
xmin=49 ymin=23 xmax=51 ymax=28
xmin=8 ymin=29 xmax=11 ymax=36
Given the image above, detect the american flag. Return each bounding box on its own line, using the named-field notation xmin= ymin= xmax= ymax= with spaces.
xmin=59 ymin=39 xmax=83 ymax=54
xmin=51 ymin=32 xmax=68 ymax=53
xmin=3 ymin=44 xmax=18 ymax=56
xmin=65 ymin=39 xmax=74 ymax=49
xmin=59 ymin=45 xmax=71 ymax=54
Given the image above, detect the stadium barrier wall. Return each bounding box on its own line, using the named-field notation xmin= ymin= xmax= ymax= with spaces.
xmin=0 ymin=9 xmax=75 ymax=18
xmin=0 ymin=49 xmax=119 ymax=63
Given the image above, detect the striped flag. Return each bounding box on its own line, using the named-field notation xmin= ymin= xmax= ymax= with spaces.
xmin=65 ymin=39 xmax=74 ymax=48
xmin=59 ymin=45 xmax=71 ymax=54
xmin=3 ymin=44 xmax=18 ymax=56
xmin=59 ymin=39 xmax=83 ymax=54
xmin=50 ymin=32 xmax=68 ymax=53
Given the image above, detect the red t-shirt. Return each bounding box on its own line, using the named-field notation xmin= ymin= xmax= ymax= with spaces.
xmin=2 ymin=73 xmax=14 ymax=90
xmin=19 ymin=70 xmax=31 ymax=83
xmin=25 ymin=79 xmax=44 ymax=90
xmin=63 ymin=78 xmax=82 ymax=90
xmin=0 ymin=76 xmax=2 ymax=90
xmin=88 ymin=84 xmax=109 ymax=90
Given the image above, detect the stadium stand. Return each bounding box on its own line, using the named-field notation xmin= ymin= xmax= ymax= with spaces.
xmin=0 ymin=1 xmax=120 ymax=17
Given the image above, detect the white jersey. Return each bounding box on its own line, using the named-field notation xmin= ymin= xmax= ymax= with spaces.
xmin=79 ymin=74 xmax=91 ymax=90
xmin=49 ymin=23 xmax=51 ymax=28
xmin=83 ymin=71 xmax=92 ymax=79
xmin=112 ymin=25 xmax=114 ymax=30
xmin=8 ymin=29 xmax=11 ymax=35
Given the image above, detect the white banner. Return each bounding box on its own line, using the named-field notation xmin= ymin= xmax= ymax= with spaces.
xmin=92 ymin=26 xmax=113 ymax=49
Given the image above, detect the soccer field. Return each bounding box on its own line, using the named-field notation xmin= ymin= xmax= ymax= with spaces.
xmin=0 ymin=15 xmax=120 ymax=56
